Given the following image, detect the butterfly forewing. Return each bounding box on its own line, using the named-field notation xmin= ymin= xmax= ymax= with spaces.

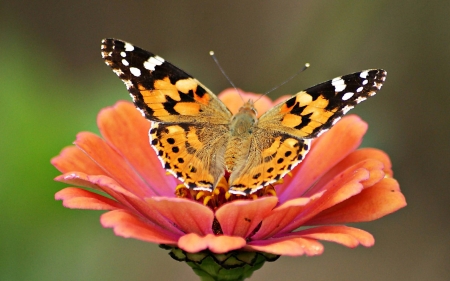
xmin=258 ymin=69 xmax=386 ymax=139
xmin=101 ymin=39 xmax=232 ymax=124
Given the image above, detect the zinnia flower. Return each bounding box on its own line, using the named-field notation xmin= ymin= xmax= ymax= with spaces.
xmin=53 ymin=89 xmax=406 ymax=280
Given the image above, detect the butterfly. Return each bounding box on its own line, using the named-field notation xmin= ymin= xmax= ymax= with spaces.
xmin=101 ymin=38 xmax=386 ymax=195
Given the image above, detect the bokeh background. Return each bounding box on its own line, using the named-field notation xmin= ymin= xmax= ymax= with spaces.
xmin=1 ymin=1 xmax=449 ymax=280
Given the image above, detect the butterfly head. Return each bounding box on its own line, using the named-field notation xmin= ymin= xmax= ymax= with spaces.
xmin=229 ymin=100 xmax=258 ymax=135
xmin=237 ymin=99 xmax=258 ymax=117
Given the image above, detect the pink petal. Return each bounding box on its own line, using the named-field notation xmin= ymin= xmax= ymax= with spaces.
xmin=55 ymin=172 xmax=139 ymax=199
xmin=251 ymin=197 xmax=312 ymax=240
xmin=74 ymin=131 xmax=154 ymax=197
xmin=97 ymin=102 xmax=176 ymax=196
xmin=55 ymin=187 xmax=122 ymax=210
xmin=178 ymin=233 xmax=246 ymax=254
xmin=279 ymin=166 xmax=370 ymax=233
xmin=312 ymin=149 xmax=392 ymax=193
xmin=292 ymin=225 xmax=374 ymax=247
xmin=55 ymin=172 xmax=184 ymax=235
xmin=51 ymin=145 xmax=104 ymax=175
xmin=101 ymin=210 xmax=179 ymax=244
xmin=306 ymin=178 xmax=406 ymax=225
xmin=246 ymin=236 xmax=324 ymax=256
xmin=215 ymin=197 xmax=278 ymax=238
xmin=310 ymin=159 xmax=386 ymax=195
xmin=278 ymin=115 xmax=368 ymax=202
xmin=145 ymin=197 xmax=214 ymax=236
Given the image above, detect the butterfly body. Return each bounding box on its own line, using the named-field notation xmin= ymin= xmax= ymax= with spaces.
xmin=102 ymin=39 xmax=387 ymax=195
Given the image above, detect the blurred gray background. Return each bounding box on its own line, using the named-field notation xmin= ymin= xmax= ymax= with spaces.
xmin=1 ymin=1 xmax=449 ymax=280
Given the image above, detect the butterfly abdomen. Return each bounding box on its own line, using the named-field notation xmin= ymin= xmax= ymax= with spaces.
xmin=225 ymin=102 xmax=258 ymax=172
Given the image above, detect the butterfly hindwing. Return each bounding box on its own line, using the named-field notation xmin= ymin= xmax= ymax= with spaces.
xmin=149 ymin=122 xmax=229 ymax=191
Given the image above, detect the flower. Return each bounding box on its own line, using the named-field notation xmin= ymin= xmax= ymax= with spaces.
xmin=53 ymin=88 xmax=406 ymax=259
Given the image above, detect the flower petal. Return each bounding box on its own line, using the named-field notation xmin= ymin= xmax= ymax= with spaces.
xmin=55 ymin=187 xmax=122 ymax=210
xmin=246 ymin=236 xmax=324 ymax=256
xmin=251 ymin=197 xmax=312 ymax=240
xmin=178 ymin=233 xmax=246 ymax=254
xmin=218 ymin=89 xmax=274 ymax=116
xmin=306 ymin=178 xmax=406 ymax=225
xmin=55 ymin=172 xmax=184 ymax=235
xmin=279 ymin=165 xmax=370 ymax=233
xmin=145 ymin=197 xmax=214 ymax=235
xmin=312 ymin=148 xmax=392 ymax=193
xmin=215 ymin=197 xmax=278 ymax=238
xmin=55 ymin=172 xmax=139 ymax=199
xmin=101 ymin=210 xmax=179 ymax=244
xmin=292 ymin=225 xmax=374 ymax=247
xmin=278 ymin=115 xmax=368 ymax=202
xmin=74 ymin=131 xmax=153 ymax=197
xmin=310 ymin=159 xmax=386 ymax=195
xmin=51 ymin=145 xmax=104 ymax=175
xmin=97 ymin=101 xmax=176 ymax=196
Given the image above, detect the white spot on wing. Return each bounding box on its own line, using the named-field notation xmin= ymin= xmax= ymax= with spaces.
xmin=362 ymin=80 xmax=368 ymax=85
xmin=356 ymin=86 xmax=363 ymax=92
xmin=355 ymin=96 xmax=367 ymax=103
xmin=332 ymin=117 xmax=342 ymax=125
xmin=331 ymin=77 xmax=347 ymax=92
xmin=122 ymin=59 xmax=129 ymax=66
xmin=120 ymin=51 xmax=126 ymax=57
xmin=124 ymin=79 xmax=133 ymax=89
xmin=112 ymin=68 xmax=124 ymax=76
xmin=342 ymin=92 xmax=354 ymax=101
xmin=144 ymin=56 xmax=165 ymax=71
xmin=360 ymin=70 xmax=369 ymax=78
xmin=342 ymin=105 xmax=353 ymax=114
xmin=124 ymin=42 xmax=134 ymax=51
xmin=130 ymin=67 xmax=141 ymax=77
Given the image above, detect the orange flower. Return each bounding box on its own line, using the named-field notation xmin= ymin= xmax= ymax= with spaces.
xmin=53 ymin=89 xmax=406 ymax=257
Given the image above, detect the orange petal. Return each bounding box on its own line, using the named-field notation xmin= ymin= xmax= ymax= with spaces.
xmin=178 ymin=233 xmax=246 ymax=254
xmin=101 ymin=210 xmax=179 ymax=245
xmin=251 ymin=197 xmax=312 ymax=240
xmin=97 ymin=101 xmax=176 ymax=196
xmin=55 ymin=187 xmax=123 ymax=210
xmin=55 ymin=172 xmax=138 ymax=199
xmin=246 ymin=236 xmax=324 ymax=256
xmin=74 ymin=131 xmax=153 ymax=198
xmin=55 ymin=172 xmax=184 ymax=235
xmin=279 ymin=115 xmax=368 ymax=202
xmin=145 ymin=197 xmax=214 ymax=236
xmin=51 ymin=145 xmax=104 ymax=175
xmin=310 ymin=159 xmax=386 ymax=195
xmin=315 ymin=148 xmax=393 ymax=189
xmin=279 ymin=166 xmax=370 ymax=233
xmin=215 ymin=197 xmax=278 ymax=238
xmin=293 ymin=225 xmax=374 ymax=247
xmin=306 ymin=178 xmax=406 ymax=225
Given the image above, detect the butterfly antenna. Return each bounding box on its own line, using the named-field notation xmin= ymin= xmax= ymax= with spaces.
xmin=255 ymin=63 xmax=310 ymax=103
xmin=210 ymin=51 xmax=244 ymax=103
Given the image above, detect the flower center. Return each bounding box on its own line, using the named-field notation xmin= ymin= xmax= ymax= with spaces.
xmin=175 ymin=176 xmax=278 ymax=211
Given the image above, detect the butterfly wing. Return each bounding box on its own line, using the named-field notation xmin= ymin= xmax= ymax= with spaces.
xmin=229 ymin=69 xmax=387 ymax=195
xmin=101 ymin=39 xmax=232 ymax=124
xmin=258 ymin=69 xmax=387 ymax=138
xmin=102 ymin=39 xmax=233 ymax=191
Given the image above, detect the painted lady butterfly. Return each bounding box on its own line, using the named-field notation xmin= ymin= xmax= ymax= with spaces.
xmin=101 ymin=39 xmax=386 ymax=195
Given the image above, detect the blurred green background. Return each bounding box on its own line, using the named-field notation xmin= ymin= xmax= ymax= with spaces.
xmin=1 ymin=1 xmax=449 ymax=280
